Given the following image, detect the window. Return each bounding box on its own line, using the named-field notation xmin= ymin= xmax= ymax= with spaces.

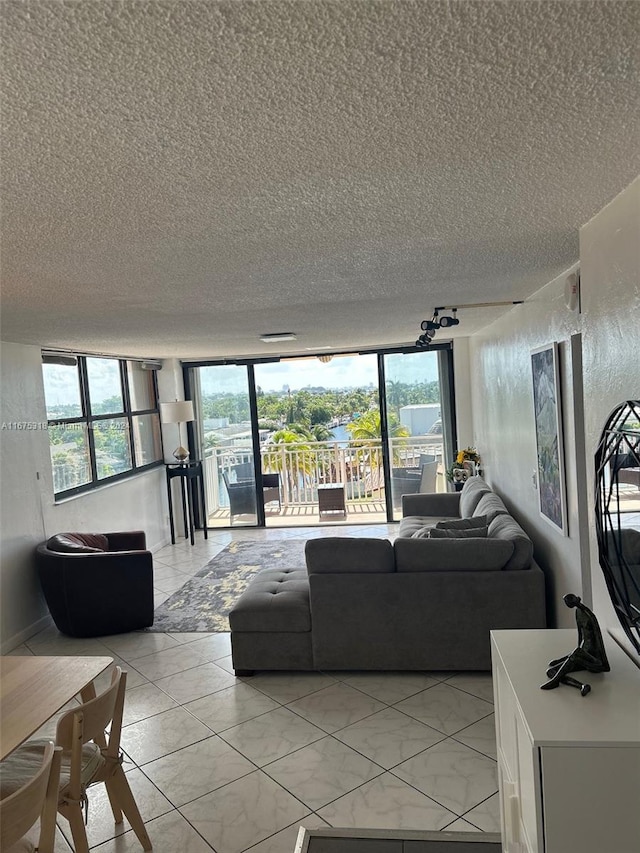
xmin=42 ymin=354 xmax=163 ymax=497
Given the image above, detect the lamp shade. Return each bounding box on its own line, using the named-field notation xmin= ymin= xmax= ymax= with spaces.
xmin=160 ymin=401 xmax=195 ymax=424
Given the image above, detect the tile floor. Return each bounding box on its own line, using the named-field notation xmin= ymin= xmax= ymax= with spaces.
xmin=11 ymin=524 xmax=501 ymax=853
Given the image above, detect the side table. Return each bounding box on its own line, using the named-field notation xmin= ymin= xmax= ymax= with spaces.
xmin=165 ymin=460 xmax=208 ymax=546
xmin=318 ymin=482 xmax=347 ymax=519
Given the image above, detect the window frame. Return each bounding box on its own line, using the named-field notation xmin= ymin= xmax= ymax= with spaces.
xmin=44 ymin=354 xmax=163 ymax=498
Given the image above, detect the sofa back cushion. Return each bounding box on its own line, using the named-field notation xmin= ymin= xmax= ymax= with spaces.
xmin=459 ymin=476 xmax=492 ymax=517
xmin=46 ymin=533 xmax=109 ymax=553
xmin=488 ymin=515 xmax=534 ymax=570
xmin=306 ymin=537 xmax=395 ymax=574
xmin=394 ymin=537 xmax=515 ymax=572
xmin=473 ymin=492 xmax=509 ymax=524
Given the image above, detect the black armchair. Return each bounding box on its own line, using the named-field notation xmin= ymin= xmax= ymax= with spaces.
xmin=262 ymin=473 xmax=281 ymax=511
xmin=35 ymin=531 xmax=154 ymax=637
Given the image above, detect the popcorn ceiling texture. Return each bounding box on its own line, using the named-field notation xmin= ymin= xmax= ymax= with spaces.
xmin=1 ymin=0 xmax=639 ymax=358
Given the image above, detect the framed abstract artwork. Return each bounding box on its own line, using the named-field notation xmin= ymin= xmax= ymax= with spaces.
xmin=531 ymin=342 xmax=567 ymax=534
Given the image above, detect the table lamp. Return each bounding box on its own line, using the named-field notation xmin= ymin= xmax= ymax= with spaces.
xmin=160 ymin=400 xmax=195 ymax=462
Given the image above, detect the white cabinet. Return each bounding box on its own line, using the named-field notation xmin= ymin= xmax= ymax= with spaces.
xmin=491 ymin=629 xmax=640 ymax=853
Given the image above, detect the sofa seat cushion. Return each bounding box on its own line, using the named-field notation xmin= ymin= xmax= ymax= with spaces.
xmin=398 ymin=516 xmax=457 ymax=538
xmin=459 ymin=476 xmax=492 ymax=517
xmin=473 ymin=492 xmax=509 ymax=524
xmin=229 ymin=568 xmax=310 ymax=632
xmin=394 ymin=537 xmax=515 ymax=571
xmin=46 ymin=532 xmax=109 ymax=553
xmin=306 ymin=537 xmax=395 ymax=573
xmin=488 ymin=515 xmax=534 ymax=570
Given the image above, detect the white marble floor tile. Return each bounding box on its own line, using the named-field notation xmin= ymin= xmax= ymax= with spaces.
xmin=392 ymin=738 xmax=498 ymax=816
xmin=333 ymin=707 xmax=446 ymax=769
xmin=153 ymin=563 xmax=194 ymax=582
xmin=99 ymin=631 xmax=180 ymax=660
xmin=214 ymin=654 xmax=238 ymax=674
xmin=185 ymin=682 xmax=281 ymax=731
xmin=446 ymin=673 xmax=495 ymax=704
xmin=180 ymin=770 xmax=310 ymax=853
xmin=463 ymin=792 xmax=501 ymax=832
xmin=287 ymin=682 xmax=386 ymax=733
xmin=154 ymin=575 xmax=191 ymax=594
xmin=165 ymin=631 xmax=214 ymax=645
xmin=263 ymin=735 xmax=384 ymax=810
xmin=394 ymin=683 xmax=493 ymax=735
xmin=317 ymin=773 xmax=457 ymax=831
xmin=121 ymin=681 xmax=179 ymax=726
xmin=220 ymin=706 xmax=326 ymax=766
xmin=21 ymin=823 xmax=73 ymax=852
xmin=155 ymin=591 xmax=170 ymax=607
xmin=91 ymin=655 xmax=148 ymax=693
xmin=5 ymin=643 xmax=34 ymax=655
xmin=248 ymin=671 xmax=337 ymax=704
xmin=181 ymin=632 xmax=233 ymax=661
xmin=244 ymin=816 xmax=330 ymax=853
xmin=90 ymin=809 xmax=217 ymax=852
xmin=337 ymin=672 xmax=439 ymax=705
xmin=154 ymin=661 xmax=237 ymax=703
xmin=141 ymin=735 xmax=255 ymax=807
xmin=58 ymin=767 xmax=173 ymax=849
xmin=130 ymin=643 xmax=211 ymax=679
xmin=26 ymin=635 xmax=113 ymax=656
xmin=120 ymin=706 xmax=214 ymax=765
xmin=453 ymin=713 xmax=497 ymax=760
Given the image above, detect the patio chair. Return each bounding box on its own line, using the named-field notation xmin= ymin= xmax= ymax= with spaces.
xmin=419 ymin=459 xmax=438 ymax=492
xmin=223 ymin=472 xmax=257 ymax=521
xmin=262 ymin=473 xmax=282 ymax=511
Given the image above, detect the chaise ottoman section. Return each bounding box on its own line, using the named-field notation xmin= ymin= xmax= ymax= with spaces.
xmin=229 ymin=567 xmax=313 ymax=674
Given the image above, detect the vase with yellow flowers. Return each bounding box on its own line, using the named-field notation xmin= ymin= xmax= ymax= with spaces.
xmin=446 ymin=447 xmax=481 ymax=490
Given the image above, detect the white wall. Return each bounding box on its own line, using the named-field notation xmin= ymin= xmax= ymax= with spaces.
xmin=580 ymin=176 xmax=640 ymax=655
xmin=0 ymin=342 xmax=169 ymax=651
xmin=465 ymin=175 xmax=640 ymax=633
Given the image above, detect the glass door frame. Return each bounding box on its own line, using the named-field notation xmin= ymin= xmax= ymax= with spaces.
xmin=184 ymin=343 xmax=457 ymax=529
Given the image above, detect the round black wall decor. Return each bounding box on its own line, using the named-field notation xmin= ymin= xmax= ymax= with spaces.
xmin=594 ymin=400 xmax=640 ymax=655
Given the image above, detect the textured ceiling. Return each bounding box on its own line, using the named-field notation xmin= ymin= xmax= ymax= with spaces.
xmin=1 ymin=0 xmax=639 ymax=360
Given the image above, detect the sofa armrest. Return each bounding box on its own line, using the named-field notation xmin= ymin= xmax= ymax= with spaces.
xmin=105 ymin=531 xmax=147 ymax=551
xmin=402 ymin=492 xmax=461 ymax=518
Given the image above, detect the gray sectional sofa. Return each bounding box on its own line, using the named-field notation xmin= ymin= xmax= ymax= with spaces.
xmin=229 ymin=476 xmax=547 ymax=674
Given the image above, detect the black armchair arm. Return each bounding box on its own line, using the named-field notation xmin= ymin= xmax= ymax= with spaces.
xmin=105 ymin=531 xmax=147 ymax=551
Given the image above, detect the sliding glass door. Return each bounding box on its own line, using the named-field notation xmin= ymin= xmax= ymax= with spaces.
xmin=382 ymin=350 xmax=451 ymax=521
xmin=185 ymin=345 xmax=455 ymax=529
xmin=190 ymin=364 xmax=258 ymax=526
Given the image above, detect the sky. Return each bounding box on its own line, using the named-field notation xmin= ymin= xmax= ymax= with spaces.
xmin=199 ymin=352 xmax=440 ymax=395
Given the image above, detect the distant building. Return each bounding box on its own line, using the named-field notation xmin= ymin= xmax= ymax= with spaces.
xmin=399 ymin=404 xmax=440 ymax=436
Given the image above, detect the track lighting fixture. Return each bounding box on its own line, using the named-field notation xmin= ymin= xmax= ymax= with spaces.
xmin=415 ymin=301 xmax=525 ymax=349
xmin=439 ymin=309 xmax=459 ymax=328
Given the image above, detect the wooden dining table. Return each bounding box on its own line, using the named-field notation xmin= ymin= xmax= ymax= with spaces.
xmin=0 ymin=655 xmax=113 ymax=760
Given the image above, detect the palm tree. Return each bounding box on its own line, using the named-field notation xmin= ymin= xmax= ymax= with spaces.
xmin=262 ymin=428 xmax=316 ymax=502
xmin=311 ymin=423 xmax=335 ymax=442
xmin=347 ymin=410 xmax=410 ymax=482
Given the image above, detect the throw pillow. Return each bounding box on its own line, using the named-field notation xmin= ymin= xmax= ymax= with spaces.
xmin=411 ymin=527 xmax=434 ymax=539
xmin=429 ymin=526 xmax=489 ymax=539
xmin=435 ymin=515 xmax=488 ymax=530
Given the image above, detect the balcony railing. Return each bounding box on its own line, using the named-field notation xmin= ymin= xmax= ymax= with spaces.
xmin=203 ymin=437 xmax=444 ymax=516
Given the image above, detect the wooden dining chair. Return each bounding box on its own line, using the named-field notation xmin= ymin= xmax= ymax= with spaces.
xmin=0 ymin=740 xmax=61 ymax=853
xmin=2 ymin=666 xmax=151 ymax=853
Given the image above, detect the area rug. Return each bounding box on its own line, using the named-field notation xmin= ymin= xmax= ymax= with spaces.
xmin=149 ymin=539 xmax=307 ymax=633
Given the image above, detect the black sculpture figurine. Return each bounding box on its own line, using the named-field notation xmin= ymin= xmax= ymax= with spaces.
xmin=540 ymin=594 xmax=610 ymax=696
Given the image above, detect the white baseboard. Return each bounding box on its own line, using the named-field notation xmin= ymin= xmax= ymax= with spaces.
xmin=1 ymin=613 xmax=54 ymax=654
